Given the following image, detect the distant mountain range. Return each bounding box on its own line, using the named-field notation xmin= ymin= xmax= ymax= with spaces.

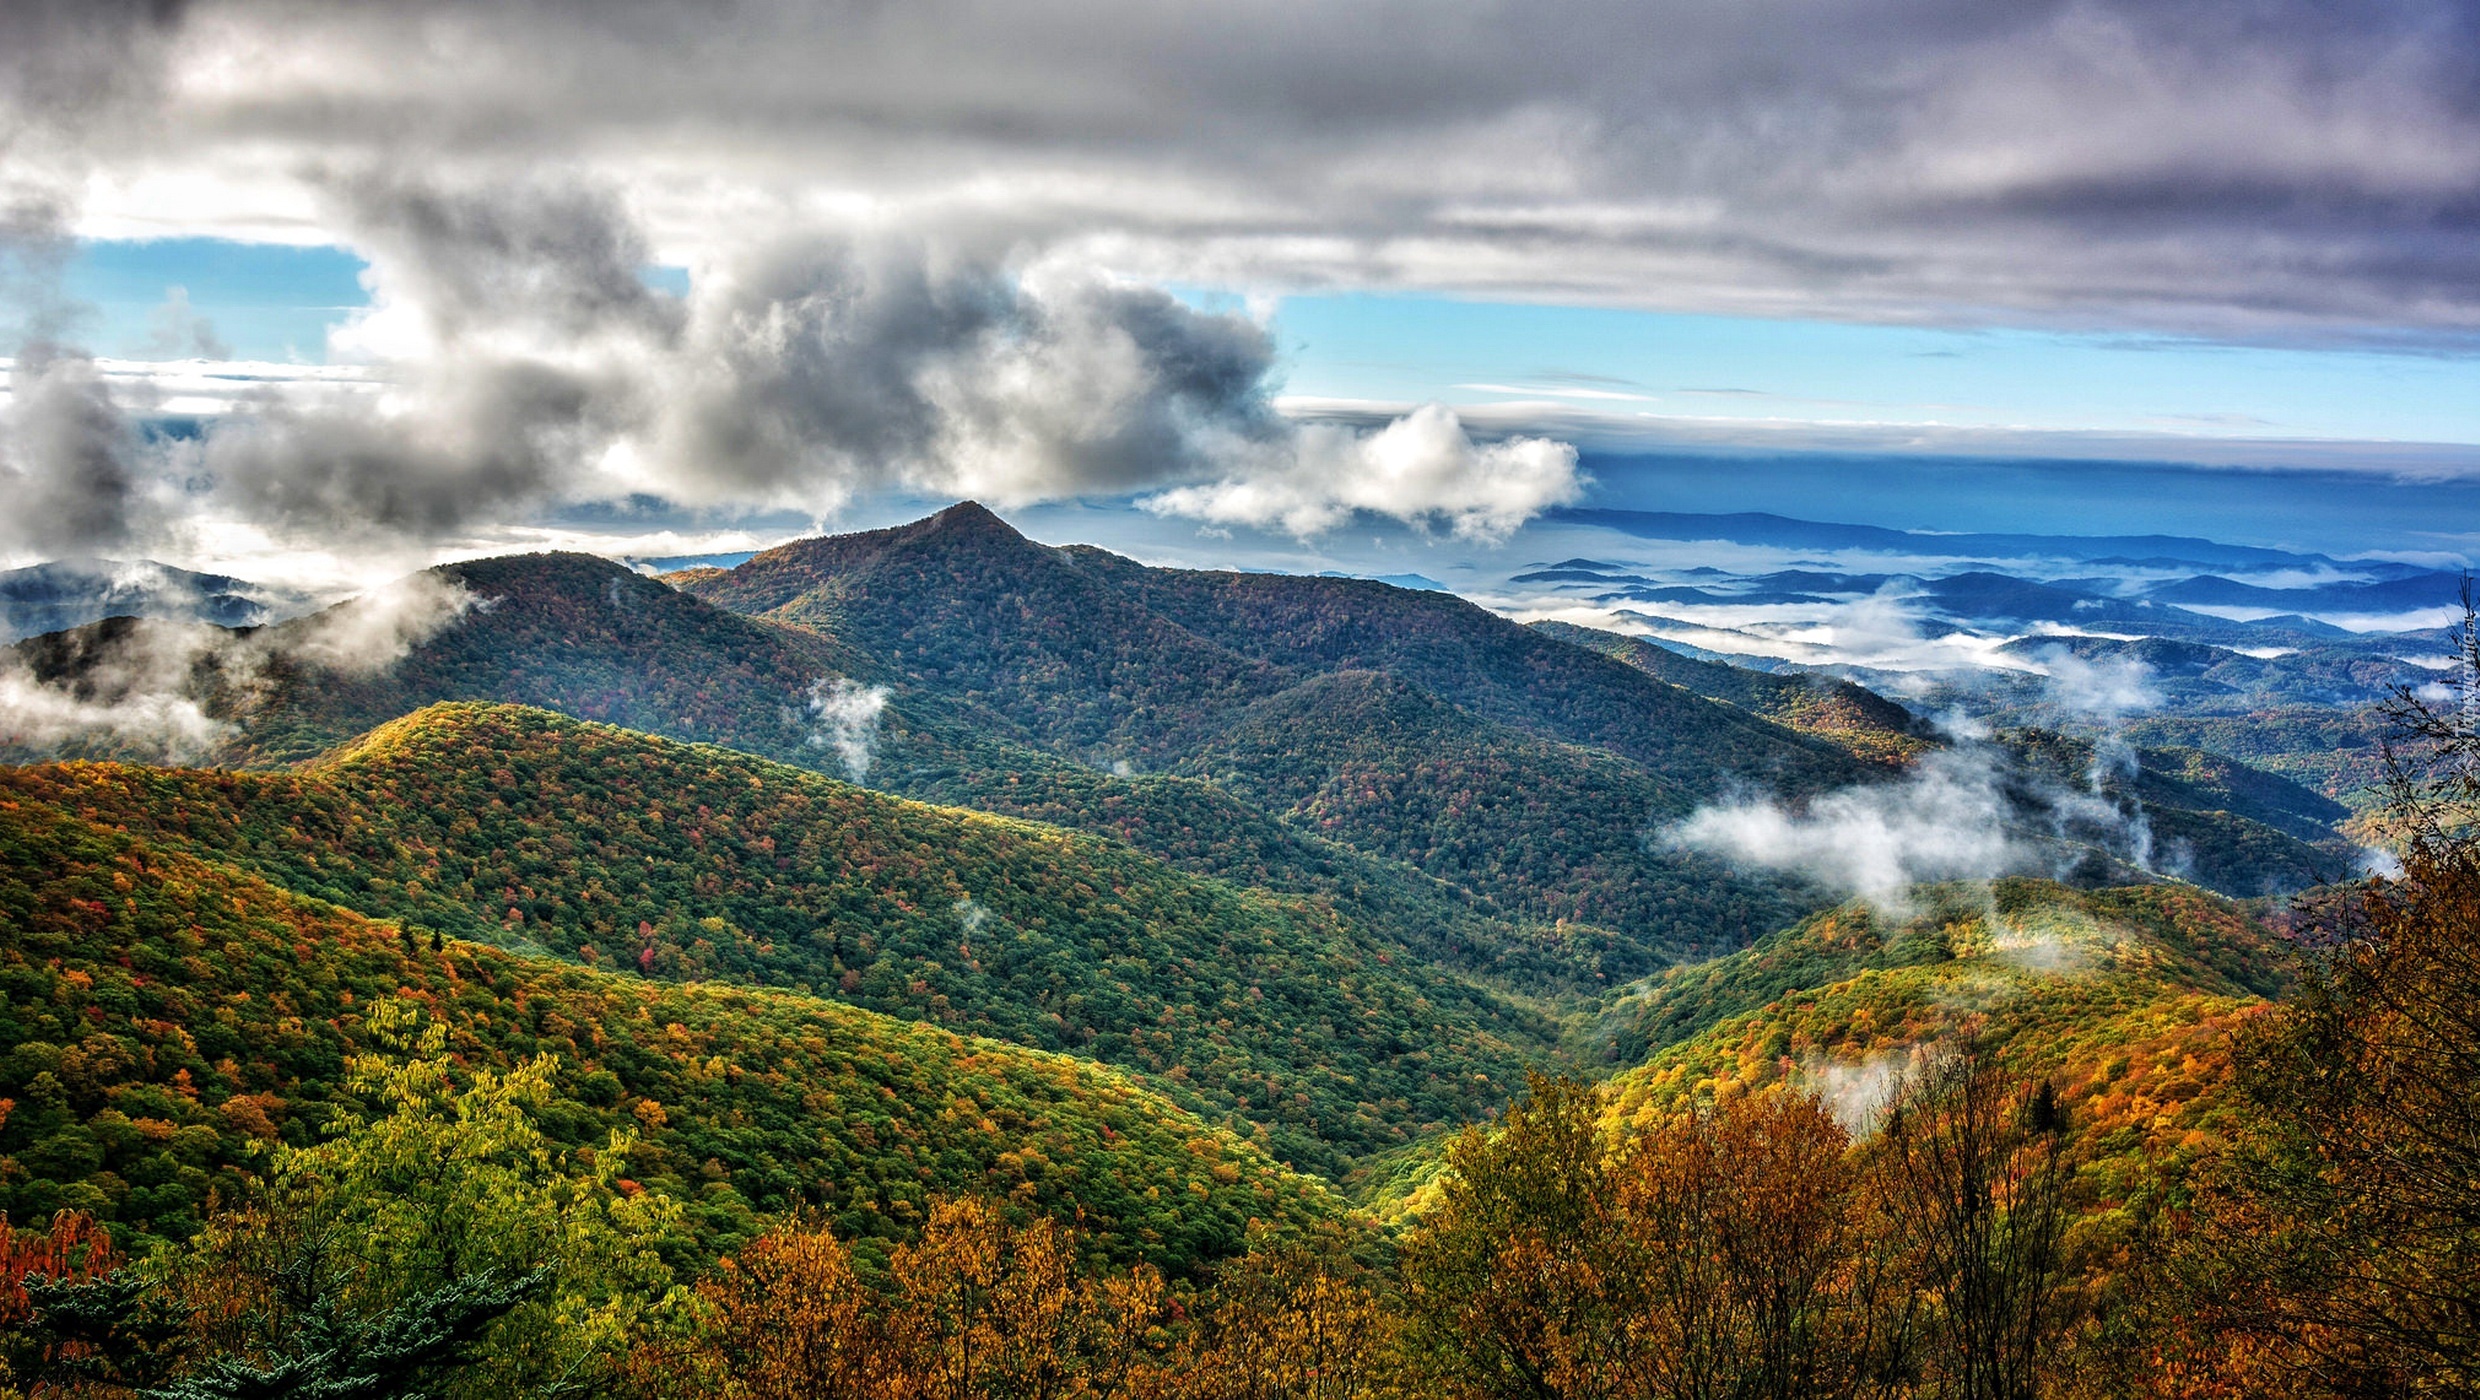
xmin=7 ymin=502 xmax=2354 ymax=920
xmin=1479 ymin=513 xmax=2456 ymax=805
xmin=1515 ymin=554 xmax=2461 ymax=645
xmin=13 ymin=504 xmax=2436 ymax=822
xmin=0 ymin=557 xmax=316 ymax=642
xmin=1549 ymin=506 xmax=2389 ymax=574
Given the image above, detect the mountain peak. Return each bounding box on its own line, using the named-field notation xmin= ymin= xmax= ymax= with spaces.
xmin=918 ymin=499 xmax=1026 ymax=542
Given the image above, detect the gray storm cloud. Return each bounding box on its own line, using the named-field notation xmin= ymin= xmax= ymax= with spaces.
xmin=0 ymin=350 xmax=143 ymax=556
xmin=166 ymin=172 xmax=1581 ymax=546
xmin=11 ymin=2 xmax=2479 ymax=551
xmin=14 ymin=0 xmax=2480 ymax=337
xmin=0 ymin=0 xmax=187 ymax=247
xmin=197 ymin=174 xmax=668 ymax=541
xmin=1 ymin=2 xmax=194 ymax=561
xmin=655 ymin=236 xmax=1290 ymax=512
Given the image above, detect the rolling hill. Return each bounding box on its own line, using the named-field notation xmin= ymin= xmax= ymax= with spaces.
xmin=221 ymin=552 xmax=867 ymax=766
xmin=0 ymin=500 xmax=2420 ymax=1394
xmin=6 ymin=503 xmax=2355 ymax=981
xmin=11 ymin=505 xmax=1891 ymax=987
xmin=1587 ymin=878 xmax=2289 ymax=1075
xmin=2 ymin=703 xmax=1556 ymax=1178
xmin=1559 ymin=876 xmax=2301 ymax=1264
xmin=0 ymin=787 xmax=1335 ymax=1269
xmin=3 ymin=551 xmax=1608 ymax=993
xmin=1571 ymin=879 xmax=2295 ymax=1284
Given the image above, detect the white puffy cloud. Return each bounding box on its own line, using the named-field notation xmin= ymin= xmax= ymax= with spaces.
xmin=101 ymin=178 xmax=1580 ymax=550
xmin=644 ymin=237 xmax=1288 ymax=516
xmin=0 ymin=619 xmax=231 ymax=761
xmin=1666 ymin=747 xmax=2026 ymax=917
xmin=1139 ymin=405 xmax=1583 ymax=542
xmin=2034 ymin=646 xmax=2160 ymax=726
xmin=280 ymin=571 xmax=481 ymax=675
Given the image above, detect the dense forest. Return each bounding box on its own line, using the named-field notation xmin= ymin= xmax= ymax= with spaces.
xmin=0 ymin=703 xmax=1550 ymax=1178
xmin=0 ymin=506 xmax=2465 ymax=1396
xmin=5 ymin=820 xmax=2471 ymax=1396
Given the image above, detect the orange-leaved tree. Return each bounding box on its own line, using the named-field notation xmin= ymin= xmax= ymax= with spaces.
xmin=1401 ymin=1073 xmax=1926 ymax=1400
xmin=1617 ymin=1089 xmax=1906 ymax=1400
xmin=1158 ymin=1232 xmax=1400 ymax=1400
xmin=2176 ymin=603 xmax=2480 ymax=1396
xmin=645 ymin=1196 xmax=1170 ymax=1400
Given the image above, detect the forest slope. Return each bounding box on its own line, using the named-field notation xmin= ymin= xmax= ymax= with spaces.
xmin=9 ymin=553 xmax=1610 ymax=996
xmin=1568 ymin=879 xmax=2299 ymax=1281
xmin=0 ymin=791 xmax=1335 ymax=1268
xmin=1181 ymin=670 xmax=1809 ymax=971
xmin=0 ymin=703 xmax=1556 ymax=1177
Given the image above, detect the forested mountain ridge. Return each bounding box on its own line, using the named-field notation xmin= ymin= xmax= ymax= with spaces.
xmin=2 ymin=553 xmax=860 ymax=770
xmin=1535 ymin=620 xmax=2349 ymax=883
xmin=1989 ymin=729 xmax=2351 ymax=895
xmin=682 ymin=501 xmax=1290 ymax=761
xmin=683 ymin=504 xmax=2344 ymax=903
xmin=1178 ymin=669 xmax=1808 ymax=968
xmin=0 ymin=505 xmax=2364 ymax=1203
xmin=0 ymin=788 xmax=1336 ymax=1268
xmin=1 ymin=702 xmax=1555 ymax=1178
xmin=231 ymin=553 xmax=871 ymax=766
xmin=10 ymin=502 xmax=2342 ymax=996
xmin=8 ymin=504 xmax=1878 ymax=979
xmin=682 ymin=502 xmax=1870 ymax=791
xmin=1529 ymin=617 xmax=1932 ymax=765
xmin=4 ymin=549 xmax=1627 ymax=990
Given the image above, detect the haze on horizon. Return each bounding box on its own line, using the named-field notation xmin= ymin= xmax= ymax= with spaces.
xmin=6 ymin=0 xmax=2480 ymax=589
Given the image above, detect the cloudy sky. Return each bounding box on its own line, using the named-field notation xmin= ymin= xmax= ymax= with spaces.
xmin=8 ymin=0 xmax=2480 ymax=588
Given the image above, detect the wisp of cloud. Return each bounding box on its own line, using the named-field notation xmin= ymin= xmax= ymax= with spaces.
xmin=0 ymin=571 xmax=479 ymax=762
xmin=1665 ymin=747 xmax=2023 ymax=916
xmin=807 ymin=676 xmax=890 ymax=783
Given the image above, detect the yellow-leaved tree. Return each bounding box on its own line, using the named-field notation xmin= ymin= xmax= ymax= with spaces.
xmin=158 ymin=998 xmax=690 ymax=1398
